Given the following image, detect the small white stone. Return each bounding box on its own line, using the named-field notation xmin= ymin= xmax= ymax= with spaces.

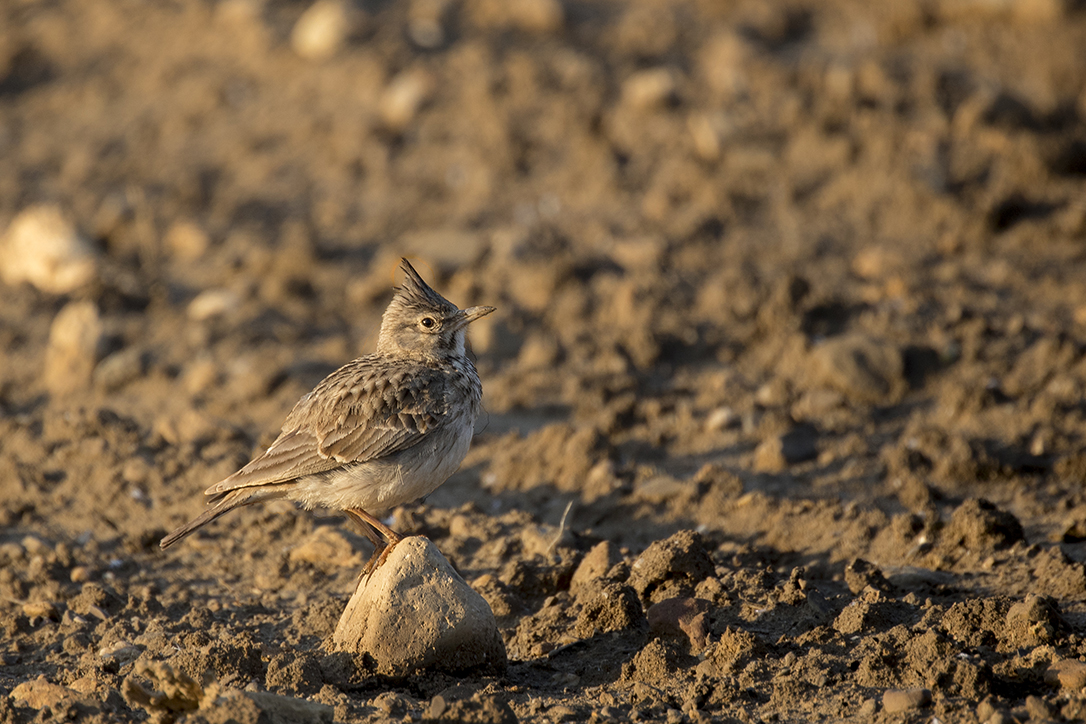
xmin=622 ymin=68 xmax=677 ymax=110
xmin=165 ymin=220 xmax=210 ymax=261
xmin=379 ymin=69 xmax=434 ymax=131
xmin=187 ymin=288 xmax=241 ymax=321
xmin=705 ymin=406 xmax=739 ymax=432
xmin=44 ymin=301 xmax=102 ymax=395
xmin=1 ymin=205 xmax=97 ymax=294
xmin=291 ymin=0 xmax=357 ymax=60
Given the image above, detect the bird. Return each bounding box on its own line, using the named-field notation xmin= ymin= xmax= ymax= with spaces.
xmin=160 ymin=258 xmax=495 ymax=576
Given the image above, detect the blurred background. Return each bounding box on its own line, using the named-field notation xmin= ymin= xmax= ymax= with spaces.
xmin=3 ymin=0 xmax=1086 ymax=538
xmin=4 ymin=0 xmax=1086 ymax=719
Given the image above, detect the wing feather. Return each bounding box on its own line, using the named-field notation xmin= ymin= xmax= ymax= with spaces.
xmin=203 ymin=357 xmax=452 ymax=497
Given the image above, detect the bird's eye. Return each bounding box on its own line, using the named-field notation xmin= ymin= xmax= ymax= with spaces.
xmin=420 ymin=317 xmax=436 ymax=329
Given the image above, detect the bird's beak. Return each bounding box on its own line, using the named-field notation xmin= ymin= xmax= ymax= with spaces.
xmin=450 ymin=305 xmax=496 ymax=330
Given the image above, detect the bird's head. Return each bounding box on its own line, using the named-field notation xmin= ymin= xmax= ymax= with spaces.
xmin=377 ymin=258 xmax=495 ymax=361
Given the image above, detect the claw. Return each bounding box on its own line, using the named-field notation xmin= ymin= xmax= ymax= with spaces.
xmin=346 ymin=508 xmax=404 ymax=584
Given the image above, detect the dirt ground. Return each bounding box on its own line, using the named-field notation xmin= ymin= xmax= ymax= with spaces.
xmin=4 ymin=0 xmax=1086 ymax=722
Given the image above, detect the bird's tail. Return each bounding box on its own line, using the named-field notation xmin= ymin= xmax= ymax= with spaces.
xmin=160 ymin=488 xmax=267 ymax=549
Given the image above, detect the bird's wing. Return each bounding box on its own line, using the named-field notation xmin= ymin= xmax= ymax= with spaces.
xmin=204 ymin=358 xmax=451 ymax=497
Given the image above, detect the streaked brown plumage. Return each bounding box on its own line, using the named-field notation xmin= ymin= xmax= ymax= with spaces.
xmin=160 ymin=258 xmax=495 ymax=574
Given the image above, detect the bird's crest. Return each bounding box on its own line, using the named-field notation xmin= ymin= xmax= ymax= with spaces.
xmin=395 ymin=258 xmax=456 ymax=313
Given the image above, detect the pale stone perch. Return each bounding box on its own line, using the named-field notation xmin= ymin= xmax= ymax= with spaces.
xmin=332 ymin=536 xmax=506 ymax=676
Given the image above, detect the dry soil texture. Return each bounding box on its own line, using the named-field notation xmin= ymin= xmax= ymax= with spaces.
xmin=4 ymin=1 xmax=1086 ymax=722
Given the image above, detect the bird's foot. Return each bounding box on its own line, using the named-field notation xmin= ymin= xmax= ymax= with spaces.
xmin=359 ymin=531 xmax=405 ymax=583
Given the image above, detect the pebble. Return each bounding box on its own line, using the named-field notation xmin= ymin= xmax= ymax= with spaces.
xmin=0 ymin=205 xmax=97 ymax=294
xmin=378 ymin=68 xmax=433 ymax=130
xmin=1024 ymin=696 xmax=1051 ymax=720
xmin=705 ymin=406 xmax=739 ymax=432
xmin=646 ymin=597 xmax=711 ymax=651
xmin=165 ymin=219 xmax=210 ymax=261
xmin=856 ymin=698 xmax=877 ymax=718
xmin=99 ymin=642 xmax=141 ymax=663
xmin=187 ymin=288 xmax=241 ymax=321
xmin=87 ymin=605 xmax=110 ymax=622
xmin=1045 ymin=659 xmax=1086 ymax=689
xmin=882 ymin=688 xmax=931 ymax=713
xmin=332 ymin=536 xmax=506 ymax=675
xmin=70 ymin=566 xmax=92 ymax=583
xmin=291 ymin=0 xmax=357 ymax=60
xmin=44 ymin=301 xmax=102 ymax=395
xmin=94 ymin=348 xmax=146 ymax=391
xmin=622 ymin=68 xmax=677 ymax=110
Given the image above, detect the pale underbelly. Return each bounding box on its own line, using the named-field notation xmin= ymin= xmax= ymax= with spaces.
xmin=285 ymin=421 xmax=474 ymax=514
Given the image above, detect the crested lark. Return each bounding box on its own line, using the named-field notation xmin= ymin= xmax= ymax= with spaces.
xmin=160 ymin=258 xmax=495 ymax=574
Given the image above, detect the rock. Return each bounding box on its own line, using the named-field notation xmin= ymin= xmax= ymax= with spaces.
xmin=570 ymin=541 xmax=621 ymax=597
xmin=94 ymin=347 xmax=146 ymax=391
xmin=44 ymin=300 xmax=102 ymax=395
xmin=10 ymin=676 xmax=85 ymax=709
xmin=1024 ymin=695 xmax=1052 ymax=720
xmin=1005 ymin=594 xmax=1065 ymax=647
xmin=379 ymin=69 xmax=434 ymax=131
xmin=332 ymin=536 xmax=506 ymax=676
xmin=945 ymin=498 xmax=1025 ymax=551
xmin=0 ymin=205 xmax=97 ymax=293
xmin=1045 ymin=659 xmax=1086 ymax=689
xmin=291 ymin=0 xmax=359 ymax=60
xmin=646 ymin=597 xmax=711 ymax=652
xmin=705 ymin=406 xmax=739 ymax=432
xmin=188 ymin=288 xmax=241 ymax=321
xmin=622 ymin=68 xmax=677 ymax=110
xmin=753 ymin=436 xmax=787 ymax=472
xmin=811 ymin=334 xmax=904 ymax=403
xmin=882 ymin=688 xmax=931 ymax=713
xmin=574 ymin=584 xmax=646 ymax=638
xmin=629 ymin=530 xmax=715 ymax=604
xmin=165 ymin=219 xmax=210 ymax=261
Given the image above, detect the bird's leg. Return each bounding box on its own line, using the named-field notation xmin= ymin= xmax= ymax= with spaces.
xmin=345 ymin=510 xmax=386 ymax=569
xmin=345 ymin=508 xmax=404 ymax=579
